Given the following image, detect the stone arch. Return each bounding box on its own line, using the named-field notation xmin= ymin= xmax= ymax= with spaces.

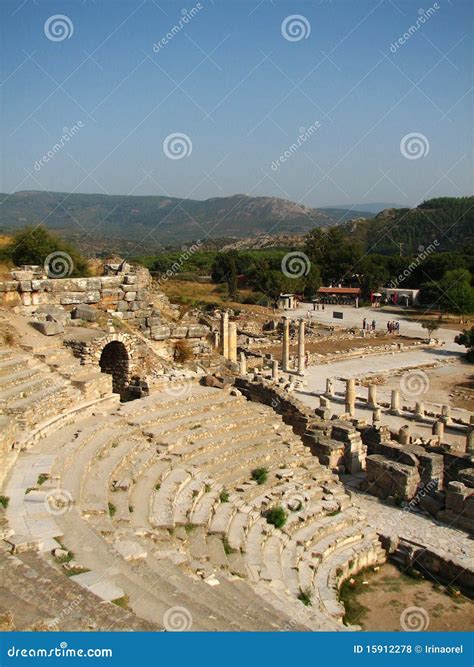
xmin=72 ymin=332 xmax=138 ymax=399
xmin=99 ymin=340 xmax=129 ymax=396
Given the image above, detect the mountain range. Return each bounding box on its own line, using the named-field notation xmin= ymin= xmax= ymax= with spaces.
xmin=0 ymin=191 xmax=374 ymax=250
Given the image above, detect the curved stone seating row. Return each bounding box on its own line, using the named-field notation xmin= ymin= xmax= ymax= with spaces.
xmin=3 ymin=384 xmax=386 ymax=631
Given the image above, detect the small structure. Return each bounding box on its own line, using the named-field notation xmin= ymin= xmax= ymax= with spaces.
xmin=277 ymin=293 xmax=297 ymax=310
xmin=382 ymin=288 xmax=419 ymax=306
xmin=316 ymin=286 xmax=360 ymax=307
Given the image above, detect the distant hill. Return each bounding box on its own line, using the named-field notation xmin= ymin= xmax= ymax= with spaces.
xmin=0 ymin=191 xmax=365 ymax=249
xmin=323 ymin=202 xmax=404 ymax=216
xmin=343 ymin=197 xmax=474 ymax=255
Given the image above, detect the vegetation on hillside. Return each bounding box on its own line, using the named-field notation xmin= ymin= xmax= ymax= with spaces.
xmin=0 ymin=226 xmax=90 ymax=277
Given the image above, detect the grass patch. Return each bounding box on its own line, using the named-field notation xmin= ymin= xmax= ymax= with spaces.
xmin=190 ymin=424 xmax=202 ymax=430
xmin=155 ymin=483 xmax=161 ymax=491
xmin=184 ymin=523 xmax=195 ymax=534
xmin=25 ymin=487 xmax=36 ymax=495
xmin=37 ymin=474 xmax=49 ymax=486
xmin=111 ymin=595 xmax=129 ymax=608
xmin=222 ymin=537 xmax=237 ymax=555
xmin=108 ymin=502 xmax=116 ymax=517
xmin=251 ymin=467 xmax=268 ymax=485
xmin=0 ymin=495 xmax=10 ymax=509
xmin=204 ymin=483 xmax=211 ymax=493
xmin=339 ymin=577 xmax=371 ymax=626
xmin=219 ymin=488 xmax=229 ymax=503
xmin=298 ymin=588 xmax=312 ymax=606
xmin=264 ymin=505 xmax=287 ymax=529
xmin=65 ymin=566 xmax=90 ymax=577
xmin=54 ymin=551 xmax=74 ymax=564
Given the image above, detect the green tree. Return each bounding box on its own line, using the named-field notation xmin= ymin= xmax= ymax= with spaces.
xmin=6 ymin=226 xmax=89 ymax=277
xmin=422 ymin=320 xmax=439 ymax=342
xmin=439 ymin=269 xmax=474 ymax=321
xmin=455 ymin=327 xmax=474 ymax=362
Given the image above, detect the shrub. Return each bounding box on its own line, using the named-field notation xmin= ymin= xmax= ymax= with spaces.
xmin=108 ymin=502 xmax=116 ymax=517
xmin=37 ymin=474 xmax=49 ymax=486
xmin=251 ymin=467 xmax=268 ymax=485
xmin=219 ymin=488 xmax=229 ymax=503
xmin=298 ymin=588 xmax=312 ymax=606
xmin=264 ymin=505 xmax=287 ymax=529
xmin=6 ymin=226 xmax=90 ymax=277
xmin=174 ymin=339 xmax=193 ymax=363
xmin=0 ymin=495 xmax=10 ymax=509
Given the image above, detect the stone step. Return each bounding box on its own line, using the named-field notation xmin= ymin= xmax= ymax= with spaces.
xmin=149 ymin=468 xmax=191 ymax=529
xmin=0 ymin=366 xmax=44 ymax=390
xmin=0 ymin=375 xmax=54 ymax=402
xmin=0 ymin=357 xmax=31 ymax=379
xmin=5 ymin=381 xmax=73 ymax=416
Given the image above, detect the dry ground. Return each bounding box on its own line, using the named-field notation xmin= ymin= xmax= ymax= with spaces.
xmin=341 ymin=563 xmax=473 ymax=631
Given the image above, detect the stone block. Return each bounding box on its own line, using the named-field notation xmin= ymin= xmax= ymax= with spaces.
xmin=100 ymin=276 xmax=123 ymax=288
xmin=60 ymin=292 xmax=84 ymax=305
xmin=116 ymin=300 xmax=128 ymax=312
xmin=19 ymin=281 xmax=32 ymax=292
xmin=124 ymin=292 xmax=136 ymax=301
xmin=35 ymin=321 xmax=64 ymax=336
xmin=84 ymin=291 xmax=100 ymax=304
xmin=187 ymin=325 xmax=209 ymax=338
xmin=123 ymin=274 xmax=136 ymax=285
xmin=171 ymin=326 xmax=188 ymax=339
xmin=72 ymin=304 xmax=98 ymax=322
xmin=150 ymin=325 xmax=171 ymax=340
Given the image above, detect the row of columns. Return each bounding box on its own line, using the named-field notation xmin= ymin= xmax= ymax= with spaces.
xmin=281 ymin=316 xmax=305 ymax=375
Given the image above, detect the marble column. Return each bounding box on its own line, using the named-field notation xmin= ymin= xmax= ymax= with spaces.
xmin=345 ymin=378 xmax=356 ymax=417
xmin=432 ymin=420 xmax=444 ymax=443
xmin=220 ymin=311 xmax=229 ymax=358
xmin=228 ymin=321 xmax=237 ymax=363
xmin=325 ymin=378 xmax=334 ymax=398
xmin=367 ymin=384 xmax=378 ymax=409
xmin=466 ymin=416 xmax=474 ymax=454
xmin=213 ymin=331 xmax=220 ymax=349
xmin=271 ymin=359 xmax=279 ymax=382
xmin=372 ymin=407 xmax=381 ymax=424
xmin=441 ymin=405 xmax=452 ymax=425
xmin=415 ymin=401 xmax=425 ymax=421
xmin=297 ymin=318 xmax=305 ymax=375
xmin=399 ymin=425 xmax=410 ymax=445
xmin=282 ymin=317 xmax=290 ymax=372
xmin=390 ymin=389 xmax=400 ymax=415
xmin=239 ymin=351 xmax=247 ymax=376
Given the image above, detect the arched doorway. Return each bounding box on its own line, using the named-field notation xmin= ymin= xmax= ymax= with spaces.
xmin=99 ymin=341 xmax=129 ymax=397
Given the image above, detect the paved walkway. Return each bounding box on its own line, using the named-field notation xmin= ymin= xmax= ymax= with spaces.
xmin=343 ymin=478 xmax=473 ymax=568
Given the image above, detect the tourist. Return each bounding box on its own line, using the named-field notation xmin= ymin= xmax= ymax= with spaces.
xmin=362 ymin=317 xmax=366 ymax=330
xmin=372 ymin=320 xmax=376 ymax=331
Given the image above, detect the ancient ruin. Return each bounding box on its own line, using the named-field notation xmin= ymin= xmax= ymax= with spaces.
xmin=0 ymin=261 xmax=472 ymax=632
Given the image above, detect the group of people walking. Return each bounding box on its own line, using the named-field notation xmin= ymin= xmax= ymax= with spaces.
xmin=362 ymin=318 xmax=376 ymax=331
xmin=386 ymin=320 xmax=400 ymax=334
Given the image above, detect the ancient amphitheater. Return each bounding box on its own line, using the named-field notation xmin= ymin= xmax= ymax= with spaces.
xmin=0 ymin=262 xmax=472 ymax=632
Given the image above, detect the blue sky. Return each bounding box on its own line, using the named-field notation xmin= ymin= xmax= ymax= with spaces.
xmin=1 ymin=0 xmax=472 ymax=207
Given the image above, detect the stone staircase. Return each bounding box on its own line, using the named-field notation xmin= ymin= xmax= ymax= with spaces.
xmin=1 ymin=384 xmax=386 ymax=631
